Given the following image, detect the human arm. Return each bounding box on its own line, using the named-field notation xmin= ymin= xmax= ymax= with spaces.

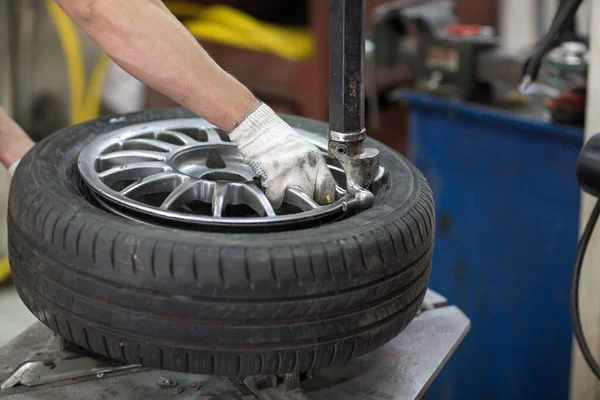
xmin=53 ymin=0 xmax=257 ymax=132
xmin=52 ymin=0 xmax=336 ymax=206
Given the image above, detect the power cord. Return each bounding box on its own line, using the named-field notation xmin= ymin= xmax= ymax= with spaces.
xmin=520 ymin=0 xmax=583 ymax=92
xmin=571 ymin=199 xmax=600 ymax=380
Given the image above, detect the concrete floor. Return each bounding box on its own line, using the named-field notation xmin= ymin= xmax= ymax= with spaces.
xmin=0 ymin=283 xmax=37 ymax=347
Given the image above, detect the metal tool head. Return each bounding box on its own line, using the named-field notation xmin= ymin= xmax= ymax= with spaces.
xmin=328 ymin=0 xmax=380 ymax=209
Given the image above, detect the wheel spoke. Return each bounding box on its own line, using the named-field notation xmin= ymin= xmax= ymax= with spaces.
xmin=212 ymin=183 xmax=229 ymax=217
xmin=335 ymin=185 xmax=347 ymax=199
xmin=225 ymin=162 xmax=255 ymax=178
xmin=123 ymin=138 xmax=177 ymax=152
xmin=206 ymin=128 xmax=227 ymax=143
xmin=240 ymin=183 xmax=276 ymax=217
xmin=160 ymin=130 xmax=196 ymax=145
xmin=98 ymin=162 xmax=171 ymax=186
xmin=121 ymin=172 xmax=187 ymax=197
xmin=284 ymin=187 xmax=320 ymax=211
xmin=190 ymin=165 xmax=217 ymax=179
xmin=98 ymin=150 xmax=167 ymax=170
xmin=160 ymin=179 xmax=212 ymax=210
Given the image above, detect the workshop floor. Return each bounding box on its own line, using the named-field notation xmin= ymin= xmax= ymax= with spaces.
xmin=0 ymin=283 xmax=37 ymax=347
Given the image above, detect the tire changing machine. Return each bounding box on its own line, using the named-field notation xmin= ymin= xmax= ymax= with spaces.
xmin=0 ymin=1 xmax=469 ymax=399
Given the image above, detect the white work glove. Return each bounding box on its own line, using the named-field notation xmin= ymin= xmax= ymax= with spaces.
xmin=230 ymin=103 xmax=337 ymax=209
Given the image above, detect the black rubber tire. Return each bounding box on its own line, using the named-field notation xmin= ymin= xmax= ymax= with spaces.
xmin=8 ymin=109 xmax=434 ymax=376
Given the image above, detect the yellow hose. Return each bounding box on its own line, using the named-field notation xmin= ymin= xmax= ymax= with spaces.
xmin=82 ymin=54 xmax=111 ymax=121
xmin=46 ymin=1 xmax=85 ymax=124
xmin=164 ymin=1 xmax=205 ymax=18
xmin=166 ymin=3 xmax=313 ymax=61
xmin=0 ymin=255 xmax=9 ymax=283
xmin=46 ymin=1 xmax=111 ymax=125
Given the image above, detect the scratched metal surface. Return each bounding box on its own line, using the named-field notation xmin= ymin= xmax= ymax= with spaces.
xmin=247 ymin=306 xmax=469 ymax=400
xmin=0 ymin=324 xmax=54 ymax=384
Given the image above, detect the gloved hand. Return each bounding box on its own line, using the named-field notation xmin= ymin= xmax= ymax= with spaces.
xmin=230 ymin=103 xmax=337 ymax=208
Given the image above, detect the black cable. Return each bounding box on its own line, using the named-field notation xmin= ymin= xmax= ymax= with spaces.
xmin=571 ymin=199 xmax=600 ymax=380
xmin=521 ymin=0 xmax=583 ymax=90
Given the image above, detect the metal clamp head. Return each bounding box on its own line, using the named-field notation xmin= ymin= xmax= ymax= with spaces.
xmin=328 ymin=129 xmax=380 ymax=209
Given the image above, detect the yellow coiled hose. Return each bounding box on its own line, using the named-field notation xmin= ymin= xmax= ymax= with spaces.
xmin=0 ymin=256 xmax=9 ymax=284
xmin=46 ymin=1 xmax=111 ymax=124
xmin=166 ymin=2 xmax=313 ymax=61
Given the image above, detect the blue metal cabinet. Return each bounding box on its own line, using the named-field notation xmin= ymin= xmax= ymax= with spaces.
xmin=402 ymin=93 xmax=583 ymax=400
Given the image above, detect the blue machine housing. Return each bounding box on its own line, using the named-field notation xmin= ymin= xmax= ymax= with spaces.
xmin=402 ymin=92 xmax=583 ymax=400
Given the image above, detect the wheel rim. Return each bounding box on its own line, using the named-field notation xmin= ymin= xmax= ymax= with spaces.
xmin=78 ymin=118 xmax=364 ymax=228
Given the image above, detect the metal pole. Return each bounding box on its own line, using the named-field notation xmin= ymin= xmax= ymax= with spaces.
xmin=327 ymin=0 xmax=379 ymax=209
xmin=570 ymin=0 xmax=600 ymax=398
xmin=328 ymin=0 xmax=366 ymax=136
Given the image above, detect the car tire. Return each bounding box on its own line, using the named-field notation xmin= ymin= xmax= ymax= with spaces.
xmin=8 ymin=108 xmax=434 ymax=376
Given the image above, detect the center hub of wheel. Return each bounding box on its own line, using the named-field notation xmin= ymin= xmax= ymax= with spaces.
xmin=77 ymin=118 xmax=374 ymax=229
xmin=170 ymin=146 xmax=254 ymax=182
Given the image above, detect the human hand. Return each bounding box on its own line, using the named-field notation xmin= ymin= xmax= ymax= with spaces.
xmin=0 ymin=108 xmax=34 ymax=176
xmin=230 ymin=103 xmax=337 ymax=209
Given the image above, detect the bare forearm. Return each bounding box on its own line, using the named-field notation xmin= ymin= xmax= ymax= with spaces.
xmin=54 ymin=0 xmax=258 ymax=131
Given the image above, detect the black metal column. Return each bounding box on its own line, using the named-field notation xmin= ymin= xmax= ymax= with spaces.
xmin=329 ymin=0 xmax=366 ymax=135
xmin=328 ymin=0 xmax=378 ymax=209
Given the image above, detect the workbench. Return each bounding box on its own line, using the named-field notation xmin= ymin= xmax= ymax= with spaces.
xmin=0 ymin=290 xmax=468 ymax=400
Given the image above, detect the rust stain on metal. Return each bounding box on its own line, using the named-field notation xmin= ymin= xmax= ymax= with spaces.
xmin=349 ymin=78 xmax=358 ymax=100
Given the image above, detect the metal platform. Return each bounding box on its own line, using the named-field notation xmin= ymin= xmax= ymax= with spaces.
xmin=0 ymin=290 xmax=469 ymax=400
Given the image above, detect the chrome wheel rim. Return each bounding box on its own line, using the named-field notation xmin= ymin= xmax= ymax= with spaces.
xmin=78 ymin=118 xmax=357 ymax=228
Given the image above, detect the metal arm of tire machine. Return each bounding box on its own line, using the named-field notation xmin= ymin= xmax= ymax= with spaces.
xmin=328 ymin=0 xmax=380 ymax=209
